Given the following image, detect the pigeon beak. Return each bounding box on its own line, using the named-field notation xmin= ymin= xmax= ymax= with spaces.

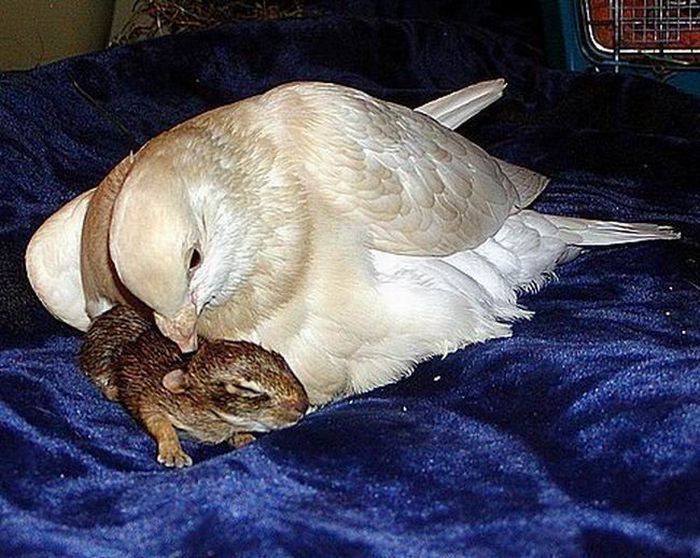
xmin=154 ymin=303 xmax=198 ymax=353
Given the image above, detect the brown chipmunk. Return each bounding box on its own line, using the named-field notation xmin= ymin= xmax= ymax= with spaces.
xmin=78 ymin=305 xmax=308 ymax=467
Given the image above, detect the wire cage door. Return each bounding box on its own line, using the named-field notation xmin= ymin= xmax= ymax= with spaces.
xmin=542 ymin=0 xmax=700 ymax=94
xmin=582 ymin=0 xmax=700 ymax=67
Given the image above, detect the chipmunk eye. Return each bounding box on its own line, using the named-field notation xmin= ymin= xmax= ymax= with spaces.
xmin=225 ymin=382 xmax=264 ymax=398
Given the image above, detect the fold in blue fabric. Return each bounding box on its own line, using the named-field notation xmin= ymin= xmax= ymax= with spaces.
xmin=0 ymin=4 xmax=698 ymax=557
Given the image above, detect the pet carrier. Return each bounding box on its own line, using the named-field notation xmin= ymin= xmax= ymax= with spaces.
xmin=541 ymin=0 xmax=700 ymax=95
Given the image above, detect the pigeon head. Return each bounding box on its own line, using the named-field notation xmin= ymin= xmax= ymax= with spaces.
xmin=109 ymin=129 xmax=259 ymax=353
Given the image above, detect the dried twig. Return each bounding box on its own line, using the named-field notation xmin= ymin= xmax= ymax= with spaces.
xmin=111 ymin=0 xmax=305 ymax=45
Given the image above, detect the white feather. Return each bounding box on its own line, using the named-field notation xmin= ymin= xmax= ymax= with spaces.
xmin=416 ymin=78 xmax=507 ymax=128
xmin=25 ymin=189 xmax=94 ymax=331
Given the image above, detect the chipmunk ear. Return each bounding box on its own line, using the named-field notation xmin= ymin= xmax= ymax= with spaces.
xmin=162 ymin=369 xmax=189 ymax=394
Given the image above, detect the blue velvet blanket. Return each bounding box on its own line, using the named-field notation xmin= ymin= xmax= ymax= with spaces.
xmin=1 ymin=2 xmax=698 ymax=556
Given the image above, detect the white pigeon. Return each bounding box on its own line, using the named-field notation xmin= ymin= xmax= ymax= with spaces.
xmin=26 ymin=79 xmax=678 ymax=406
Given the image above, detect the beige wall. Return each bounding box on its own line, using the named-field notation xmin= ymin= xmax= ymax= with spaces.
xmin=0 ymin=0 xmax=116 ymax=70
xmin=109 ymin=0 xmax=134 ymax=42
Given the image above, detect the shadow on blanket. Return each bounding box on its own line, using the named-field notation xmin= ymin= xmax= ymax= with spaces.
xmin=0 ymin=1 xmax=698 ymax=556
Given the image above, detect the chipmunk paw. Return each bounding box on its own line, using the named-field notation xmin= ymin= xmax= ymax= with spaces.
xmin=157 ymin=443 xmax=193 ymax=468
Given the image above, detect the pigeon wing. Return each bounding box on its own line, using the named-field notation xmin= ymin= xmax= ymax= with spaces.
xmin=301 ymin=84 xmax=519 ymax=255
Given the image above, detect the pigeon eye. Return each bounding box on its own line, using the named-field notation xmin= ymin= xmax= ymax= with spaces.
xmin=188 ymin=248 xmax=201 ymax=270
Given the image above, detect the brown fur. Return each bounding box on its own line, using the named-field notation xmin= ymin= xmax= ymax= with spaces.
xmin=78 ymin=305 xmax=308 ymax=467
